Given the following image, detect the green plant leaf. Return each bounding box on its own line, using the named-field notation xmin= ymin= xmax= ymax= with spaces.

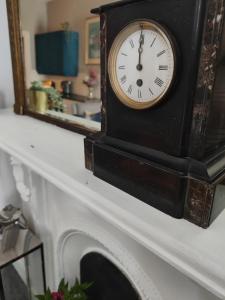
xmin=58 ymin=278 xmax=66 ymax=292
xmin=45 ymin=288 xmax=52 ymax=300
xmin=80 ymin=281 xmax=93 ymax=290
xmin=30 ymin=81 xmax=44 ymax=91
xmin=69 ymin=278 xmax=92 ymax=300
xmin=35 ymin=296 xmax=46 ymax=300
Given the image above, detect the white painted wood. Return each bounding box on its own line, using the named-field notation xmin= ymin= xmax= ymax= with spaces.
xmin=0 ymin=109 xmax=224 ymax=299
xmin=0 ymin=151 xmax=20 ymax=209
xmin=46 ymin=110 xmax=101 ymax=131
xmin=10 ymin=156 xmax=31 ymax=202
xmin=59 ymin=228 xmax=162 ymax=300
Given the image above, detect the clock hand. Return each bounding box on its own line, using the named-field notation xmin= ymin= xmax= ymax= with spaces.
xmin=137 ymin=25 xmax=144 ymax=71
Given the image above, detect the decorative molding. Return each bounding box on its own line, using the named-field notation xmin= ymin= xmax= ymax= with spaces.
xmin=58 ymin=219 xmax=162 ymax=300
xmin=10 ymin=156 xmax=31 ymax=202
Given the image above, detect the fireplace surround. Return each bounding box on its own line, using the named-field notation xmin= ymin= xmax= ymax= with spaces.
xmin=0 ymin=110 xmax=225 ymax=300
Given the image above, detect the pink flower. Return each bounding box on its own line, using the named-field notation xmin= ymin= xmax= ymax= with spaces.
xmin=89 ymin=69 xmax=98 ymax=80
xmin=51 ymin=292 xmax=64 ymax=300
xmin=83 ymin=69 xmax=98 ymax=88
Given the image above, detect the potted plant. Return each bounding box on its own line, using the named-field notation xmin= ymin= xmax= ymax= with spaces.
xmin=29 ymin=81 xmax=63 ymax=114
xmin=29 ymin=81 xmax=48 ymax=114
xmin=36 ymin=278 xmax=92 ymax=300
xmin=47 ymin=86 xmax=64 ymax=112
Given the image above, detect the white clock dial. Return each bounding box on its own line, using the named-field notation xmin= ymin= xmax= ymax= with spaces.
xmin=108 ymin=21 xmax=176 ymax=110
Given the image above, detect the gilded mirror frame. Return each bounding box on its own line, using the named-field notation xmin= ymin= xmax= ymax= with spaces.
xmin=6 ymin=0 xmax=100 ymax=136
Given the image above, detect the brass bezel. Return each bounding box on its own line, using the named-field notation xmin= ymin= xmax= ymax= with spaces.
xmin=108 ymin=20 xmax=176 ymax=110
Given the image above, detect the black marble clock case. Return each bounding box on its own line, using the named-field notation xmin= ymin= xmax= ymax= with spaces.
xmin=84 ymin=0 xmax=225 ymax=228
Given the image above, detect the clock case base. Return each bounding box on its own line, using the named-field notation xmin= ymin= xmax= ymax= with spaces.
xmin=85 ymin=135 xmax=225 ymax=228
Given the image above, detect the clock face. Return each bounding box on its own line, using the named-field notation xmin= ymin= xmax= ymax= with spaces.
xmin=108 ymin=20 xmax=176 ymax=109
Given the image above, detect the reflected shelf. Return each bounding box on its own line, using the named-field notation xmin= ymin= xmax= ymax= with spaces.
xmin=46 ymin=110 xmax=101 ymax=131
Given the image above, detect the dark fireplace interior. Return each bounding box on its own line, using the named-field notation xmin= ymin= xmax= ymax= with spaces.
xmin=80 ymin=252 xmax=140 ymax=300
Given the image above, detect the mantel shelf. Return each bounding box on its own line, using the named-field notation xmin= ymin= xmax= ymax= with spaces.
xmin=0 ymin=109 xmax=224 ymax=299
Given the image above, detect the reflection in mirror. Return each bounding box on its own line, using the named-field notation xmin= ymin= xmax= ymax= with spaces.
xmin=19 ymin=0 xmax=115 ymax=132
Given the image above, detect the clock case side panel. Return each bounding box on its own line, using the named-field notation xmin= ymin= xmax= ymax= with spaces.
xmin=188 ymin=0 xmax=225 ymax=160
xmin=184 ymin=173 xmax=225 ymax=228
xmin=186 ymin=0 xmax=225 ymax=230
xmin=100 ymin=12 xmax=107 ymax=133
xmin=84 ymin=12 xmax=108 ymax=172
xmin=205 ymin=2 xmax=225 ymax=155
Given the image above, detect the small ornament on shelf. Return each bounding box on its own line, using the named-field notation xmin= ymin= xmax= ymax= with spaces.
xmin=83 ymin=69 xmax=99 ymax=99
xmin=0 ymin=205 xmax=27 ymax=252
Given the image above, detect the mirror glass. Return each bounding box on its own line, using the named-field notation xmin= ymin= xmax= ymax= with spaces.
xmin=19 ymin=0 xmax=115 ymax=132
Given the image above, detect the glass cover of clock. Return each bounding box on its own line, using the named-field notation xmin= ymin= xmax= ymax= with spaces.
xmin=108 ymin=20 xmax=176 ymax=110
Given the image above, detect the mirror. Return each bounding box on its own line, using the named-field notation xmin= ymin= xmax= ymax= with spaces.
xmin=6 ymin=0 xmax=116 ymax=135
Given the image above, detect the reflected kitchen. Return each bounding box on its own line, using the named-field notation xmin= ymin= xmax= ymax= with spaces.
xmin=19 ymin=0 xmax=113 ymax=130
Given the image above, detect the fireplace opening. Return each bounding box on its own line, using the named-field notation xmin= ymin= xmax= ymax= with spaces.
xmin=80 ymin=252 xmax=140 ymax=300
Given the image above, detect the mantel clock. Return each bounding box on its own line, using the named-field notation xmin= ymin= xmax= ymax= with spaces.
xmin=85 ymin=0 xmax=225 ymax=228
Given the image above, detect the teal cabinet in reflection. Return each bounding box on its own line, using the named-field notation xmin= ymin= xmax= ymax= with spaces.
xmin=35 ymin=31 xmax=79 ymax=77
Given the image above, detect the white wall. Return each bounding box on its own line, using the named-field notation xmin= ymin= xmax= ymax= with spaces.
xmin=0 ymin=0 xmax=15 ymax=109
xmin=20 ymin=0 xmax=48 ymax=88
xmin=0 ymin=1 xmax=19 ymax=209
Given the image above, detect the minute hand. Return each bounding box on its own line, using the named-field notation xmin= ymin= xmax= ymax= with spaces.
xmin=137 ymin=29 xmax=144 ymax=71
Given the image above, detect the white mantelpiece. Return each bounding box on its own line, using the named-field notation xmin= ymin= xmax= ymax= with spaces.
xmin=0 ymin=109 xmax=224 ymax=300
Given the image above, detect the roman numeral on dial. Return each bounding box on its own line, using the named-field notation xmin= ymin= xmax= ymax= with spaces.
xmin=150 ymin=37 xmax=156 ymax=47
xmin=159 ymin=65 xmax=168 ymax=70
xmin=130 ymin=40 xmax=135 ymax=48
xmin=157 ymin=50 xmax=166 ymax=57
xmin=149 ymin=88 xmax=154 ymax=95
xmin=154 ymin=77 xmax=164 ymax=87
xmin=127 ymin=85 xmax=133 ymax=95
xmin=138 ymin=90 xmax=142 ymax=98
xmin=120 ymin=75 xmax=127 ymax=84
xmin=119 ymin=65 xmax=126 ymax=70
